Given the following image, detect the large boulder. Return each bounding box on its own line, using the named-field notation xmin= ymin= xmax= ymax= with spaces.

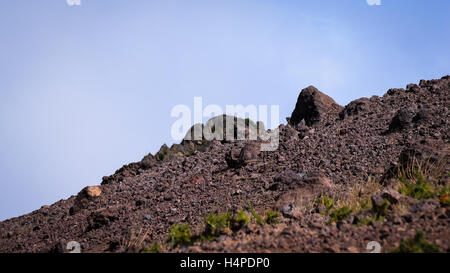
xmin=69 ymin=186 xmax=102 ymax=215
xmin=274 ymin=171 xmax=333 ymax=218
xmin=389 ymin=107 xmax=416 ymax=132
xmin=289 ymin=86 xmax=343 ymax=126
xmin=225 ymin=142 xmax=261 ymax=168
xmin=339 ymin=97 xmax=370 ymax=119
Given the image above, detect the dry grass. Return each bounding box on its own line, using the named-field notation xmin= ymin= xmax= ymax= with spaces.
xmin=333 ymin=175 xmax=382 ymax=211
xmin=119 ymin=227 xmax=149 ymax=252
xmin=395 ymin=156 xmax=449 ymax=201
xmin=396 ymin=156 xmax=448 ymax=189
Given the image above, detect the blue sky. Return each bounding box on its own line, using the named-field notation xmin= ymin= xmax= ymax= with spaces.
xmin=0 ymin=0 xmax=449 ymax=220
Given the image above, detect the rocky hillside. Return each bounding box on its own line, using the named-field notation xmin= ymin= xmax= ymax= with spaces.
xmin=0 ymin=76 xmax=449 ymax=253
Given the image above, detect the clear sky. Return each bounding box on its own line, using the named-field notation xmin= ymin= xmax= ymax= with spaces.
xmin=0 ymin=0 xmax=449 ymax=220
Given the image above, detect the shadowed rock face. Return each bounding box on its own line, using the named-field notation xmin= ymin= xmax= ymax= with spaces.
xmin=339 ymin=98 xmax=370 ymax=119
xmin=289 ymin=86 xmax=343 ymax=126
xmin=0 ymin=76 xmax=449 ymax=253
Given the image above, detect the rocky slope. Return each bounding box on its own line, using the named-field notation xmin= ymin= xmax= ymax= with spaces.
xmin=0 ymin=76 xmax=449 ymax=253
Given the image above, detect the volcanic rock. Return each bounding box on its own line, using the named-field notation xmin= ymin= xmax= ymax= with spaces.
xmin=225 ymin=142 xmax=261 ymax=168
xmin=339 ymin=97 xmax=370 ymax=119
xmin=69 ymin=186 xmax=102 ymax=215
xmin=1 ymin=75 xmax=449 ymax=254
xmin=389 ymin=107 xmax=416 ymax=132
xmin=289 ymin=86 xmax=343 ymax=126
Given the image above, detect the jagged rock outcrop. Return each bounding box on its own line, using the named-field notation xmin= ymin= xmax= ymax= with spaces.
xmin=289 ymin=85 xmax=343 ymax=126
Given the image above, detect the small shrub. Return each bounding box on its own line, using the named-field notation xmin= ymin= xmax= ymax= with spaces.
xmin=205 ymin=212 xmax=232 ymax=237
xmin=142 ymin=243 xmax=161 ymax=253
xmin=398 ymin=170 xmax=435 ymax=199
xmin=316 ymin=196 xmax=335 ymax=214
xmin=168 ymin=224 xmax=191 ymax=247
xmin=234 ymin=210 xmax=250 ymax=227
xmin=397 ymin=156 xmax=449 ymax=201
xmin=391 ymin=231 xmax=441 ymax=253
xmin=329 ymin=206 xmax=352 ymax=223
xmin=264 ymin=210 xmax=280 ymax=224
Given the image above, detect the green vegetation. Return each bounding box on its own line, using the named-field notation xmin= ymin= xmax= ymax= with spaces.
xmin=354 ymin=199 xmax=390 ymax=226
xmin=168 ymin=206 xmax=282 ymax=248
xmin=398 ymin=170 xmax=435 ymax=199
xmin=359 ymin=199 xmax=372 ymax=210
xmin=168 ymin=224 xmax=191 ymax=247
xmin=234 ymin=209 xmax=251 ymax=226
xmin=374 ymin=199 xmax=390 ymax=220
xmin=247 ymin=201 xmax=263 ymax=225
xmin=205 ymin=212 xmax=232 ymax=238
xmin=141 ymin=243 xmax=161 ymax=253
xmin=329 ymin=206 xmax=352 ymax=223
xmin=264 ymin=210 xmax=280 ymax=224
xmin=391 ymin=231 xmax=441 ymax=253
xmin=315 ymin=196 xmax=335 ymax=214
xmin=397 ymin=157 xmax=449 ymax=202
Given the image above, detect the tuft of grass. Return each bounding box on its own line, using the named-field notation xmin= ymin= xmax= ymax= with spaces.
xmin=330 ymin=176 xmax=381 ymax=213
xmin=397 ymin=156 xmax=449 ymax=200
xmin=391 ymin=231 xmax=441 ymax=253
xmin=329 ymin=206 xmax=352 ymax=223
xmin=119 ymin=228 xmax=149 ymax=253
xmin=205 ymin=212 xmax=232 ymax=238
xmin=247 ymin=201 xmax=263 ymax=225
xmin=234 ymin=210 xmax=250 ymax=227
xmin=141 ymin=243 xmax=161 ymax=253
xmin=315 ymin=196 xmax=335 ymax=214
xmin=398 ymin=170 xmax=435 ymax=199
xmin=264 ymin=210 xmax=280 ymax=224
xmin=168 ymin=224 xmax=191 ymax=248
